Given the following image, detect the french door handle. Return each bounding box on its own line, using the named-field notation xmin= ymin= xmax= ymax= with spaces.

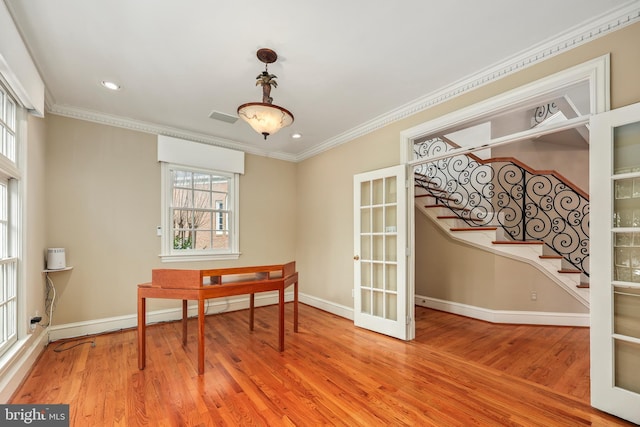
xmin=354 ymin=255 xmax=360 ymax=260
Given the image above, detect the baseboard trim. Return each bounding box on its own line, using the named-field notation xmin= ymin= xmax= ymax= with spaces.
xmin=48 ymin=292 xmax=355 ymax=342
xmin=48 ymin=291 xmax=589 ymax=342
xmin=0 ymin=330 xmax=49 ymax=403
xmin=416 ymin=295 xmax=589 ymax=327
xmin=48 ymin=291 xmax=294 ymax=341
xmin=298 ymin=293 xmax=354 ymax=320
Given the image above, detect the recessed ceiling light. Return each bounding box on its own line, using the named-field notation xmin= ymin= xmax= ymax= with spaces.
xmin=291 ymin=133 xmax=303 ymax=139
xmin=101 ymin=80 xmax=121 ymax=91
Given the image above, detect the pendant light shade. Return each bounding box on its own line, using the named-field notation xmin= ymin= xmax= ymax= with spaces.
xmin=237 ymin=102 xmax=294 ymax=140
xmin=237 ymin=48 xmax=294 ymax=140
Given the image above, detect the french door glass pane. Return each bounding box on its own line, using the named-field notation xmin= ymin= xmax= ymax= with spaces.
xmin=386 ymin=235 xmax=397 ymax=262
xmin=613 ymin=233 xmax=640 ymax=283
xmin=360 ymin=181 xmax=370 ymax=206
xmin=361 ymin=209 xmax=371 ymax=233
xmin=372 ymin=207 xmax=384 ymax=232
xmin=361 ymin=262 xmax=371 ymax=288
xmin=372 ymin=179 xmax=384 ymax=205
xmin=385 ymin=294 xmax=397 ymax=320
xmin=385 ymin=176 xmax=397 ymax=203
xmin=361 ymin=289 xmax=371 ymax=314
xmin=613 ymin=122 xmax=640 ymax=174
xmin=615 ymin=340 xmax=640 ymax=394
xmin=372 ymin=263 xmax=383 ymax=289
xmin=386 ymin=264 xmax=397 ymax=291
xmin=613 ymin=177 xmax=640 ymax=228
xmin=373 ymin=236 xmax=384 ymax=261
xmin=614 ymin=286 xmax=640 ymax=338
xmin=361 ymin=235 xmax=371 ymax=260
xmin=372 ymin=290 xmax=384 ymax=317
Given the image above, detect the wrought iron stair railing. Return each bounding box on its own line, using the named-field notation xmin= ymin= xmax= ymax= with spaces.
xmin=414 ymin=136 xmax=590 ymax=276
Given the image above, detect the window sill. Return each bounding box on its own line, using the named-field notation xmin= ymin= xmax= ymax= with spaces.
xmin=159 ymin=252 xmax=241 ymax=263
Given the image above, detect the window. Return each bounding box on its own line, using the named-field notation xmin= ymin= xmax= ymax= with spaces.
xmin=158 ymin=135 xmax=244 ymax=262
xmin=0 ymin=82 xmax=19 ymax=357
xmin=161 ymin=164 xmax=239 ymax=261
xmin=171 ymin=167 xmax=230 ymax=250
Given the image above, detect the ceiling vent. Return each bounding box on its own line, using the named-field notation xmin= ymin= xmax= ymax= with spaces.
xmin=208 ymin=110 xmax=239 ymax=124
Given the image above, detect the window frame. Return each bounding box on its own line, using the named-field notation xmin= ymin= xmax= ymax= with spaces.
xmin=0 ymin=80 xmax=21 ymax=359
xmin=160 ymin=162 xmax=240 ymax=262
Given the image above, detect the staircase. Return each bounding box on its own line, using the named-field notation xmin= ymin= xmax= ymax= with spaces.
xmin=414 ymin=136 xmax=590 ymax=308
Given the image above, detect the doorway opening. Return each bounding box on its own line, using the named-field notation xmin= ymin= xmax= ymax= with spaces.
xmin=399 ymin=54 xmax=609 ymax=336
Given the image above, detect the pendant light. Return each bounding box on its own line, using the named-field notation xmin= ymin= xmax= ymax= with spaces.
xmin=237 ymin=48 xmax=294 ymax=140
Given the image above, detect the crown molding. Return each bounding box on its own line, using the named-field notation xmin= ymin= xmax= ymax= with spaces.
xmin=294 ymin=1 xmax=640 ymax=162
xmin=46 ymin=104 xmax=299 ymax=162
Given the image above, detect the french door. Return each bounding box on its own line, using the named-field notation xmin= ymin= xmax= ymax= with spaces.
xmin=353 ymin=165 xmax=410 ymax=340
xmin=590 ymin=101 xmax=640 ymax=424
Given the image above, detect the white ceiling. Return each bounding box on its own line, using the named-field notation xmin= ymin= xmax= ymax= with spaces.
xmin=4 ymin=0 xmax=636 ymax=161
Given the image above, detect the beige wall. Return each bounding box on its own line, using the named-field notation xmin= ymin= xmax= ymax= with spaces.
xmin=24 ymin=115 xmax=47 ymax=328
xmin=44 ymin=115 xmax=296 ymax=324
xmin=297 ymin=22 xmax=640 ymax=312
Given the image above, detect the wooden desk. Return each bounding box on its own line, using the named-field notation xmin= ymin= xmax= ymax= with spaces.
xmin=138 ymin=261 xmax=298 ymax=375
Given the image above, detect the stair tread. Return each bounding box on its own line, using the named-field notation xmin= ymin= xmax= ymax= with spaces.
xmin=539 ymin=255 xmax=563 ymax=259
xmin=559 ymin=269 xmax=582 ymax=274
xmin=415 ymin=181 xmax=439 ymax=187
xmin=450 ymin=227 xmax=498 ymax=231
xmin=436 ymin=216 xmax=484 ymax=222
xmin=424 ymin=204 xmax=471 ymax=211
xmin=492 ymin=240 xmax=544 ymax=245
xmin=421 ymin=195 xmax=457 ymax=201
xmin=577 ymin=283 xmax=590 ymax=289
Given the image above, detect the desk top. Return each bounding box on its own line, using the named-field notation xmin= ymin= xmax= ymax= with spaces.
xmin=147 ymin=261 xmax=296 ymax=290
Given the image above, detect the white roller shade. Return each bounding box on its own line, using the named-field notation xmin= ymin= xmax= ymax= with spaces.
xmin=157 ymin=135 xmax=244 ymax=174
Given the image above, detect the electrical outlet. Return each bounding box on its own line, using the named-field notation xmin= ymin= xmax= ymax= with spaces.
xmin=30 ymin=316 xmax=42 ymax=331
xmin=530 ymin=291 xmax=537 ymax=301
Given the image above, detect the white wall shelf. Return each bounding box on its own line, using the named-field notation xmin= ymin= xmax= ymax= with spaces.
xmin=43 ymin=266 xmax=73 ymax=273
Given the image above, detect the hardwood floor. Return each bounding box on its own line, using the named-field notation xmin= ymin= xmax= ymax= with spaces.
xmin=414 ymin=308 xmax=591 ymax=401
xmin=10 ymin=304 xmax=634 ymax=426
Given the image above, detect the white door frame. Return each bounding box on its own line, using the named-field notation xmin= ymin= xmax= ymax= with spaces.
xmin=398 ymin=55 xmax=609 ymax=339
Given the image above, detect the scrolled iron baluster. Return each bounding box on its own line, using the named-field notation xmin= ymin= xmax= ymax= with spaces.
xmin=532 ymin=102 xmax=559 ymax=126
xmin=413 ymin=137 xmax=590 ymax=276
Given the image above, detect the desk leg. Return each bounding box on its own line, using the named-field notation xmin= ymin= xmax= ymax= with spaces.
xmin=138 ymin=294 xmax=146 ymax=370
xmin=278 ymin=287 xmax=285 ymax=352
xmin=182 ymin=300 xmax=188 ymax=346
xmin=249 ymin=293 xmax=255 ymax=331
xmin=294 ymin=280 xmax=298 ymax=333
xmin=197 ymin=299 xmax=205 ymax=375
